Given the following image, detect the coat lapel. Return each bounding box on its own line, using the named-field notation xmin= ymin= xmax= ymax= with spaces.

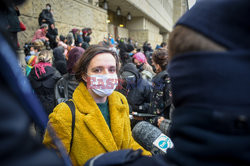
xmin=73 ymin=82 xmax=118 ymax=152
xmin=108 ymin=92 xmax=127 ymax=149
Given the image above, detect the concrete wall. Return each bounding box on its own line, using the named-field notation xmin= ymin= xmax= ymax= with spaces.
xmin=127 ymin=0 xmax=173 ymax=32
xmin=148 ymin=32 xmax=163 ymax=49
xmin=117 ymin=27 xmax=129 ymax=39
xmin=127 ymin=17 xmax=163 ymax=48
xmin=162 ymin=33 xmax=169 ymax=42
xmin=129 ymin=30 xmax=148 ymax=47
xmin=108 ymin=24 xmax=115 ymax=37
xmin=127 ymin=17 xmax=145 ymax=30
xmin=108 ymin=24 xmax=129 ymax=39
xmin=17 ymin=0 xmax=108 ymax=47
xmin=145 ymin=19 xmax=160 ymax=34
xmin=173 ymin=0 xmax=187 ymax=24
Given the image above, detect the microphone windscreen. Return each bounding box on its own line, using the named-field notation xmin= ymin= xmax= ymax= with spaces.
xmin=132 ymin=121 xmax=162 ymax=151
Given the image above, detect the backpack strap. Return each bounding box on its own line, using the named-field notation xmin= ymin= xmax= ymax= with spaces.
xmin=65 ymin=100 xmax=75 ymax=153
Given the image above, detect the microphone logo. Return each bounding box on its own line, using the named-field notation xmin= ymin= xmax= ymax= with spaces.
xmin=153 ymin=134 xmax=174 ymax=153
xmin=159 ymin=140 xmax=167 ymax=149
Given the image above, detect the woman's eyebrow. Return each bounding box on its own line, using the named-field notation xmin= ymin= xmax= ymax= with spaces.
xmin=92 ymin=66 xmax=104 ymax=69
xmin=91 ymin=65 xmax=116 ymax=69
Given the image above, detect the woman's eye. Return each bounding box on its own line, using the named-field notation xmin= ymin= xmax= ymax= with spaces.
xmin=109 ymin=68 xmax=116 ymax=73
xmin=93 ymin=68 xmax=102 ymax=73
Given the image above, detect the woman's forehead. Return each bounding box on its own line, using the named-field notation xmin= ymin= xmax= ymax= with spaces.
xmin=89 ymin=53 xmax=116 ymax=67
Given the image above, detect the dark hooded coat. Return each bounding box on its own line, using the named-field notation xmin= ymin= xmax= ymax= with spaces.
xmin=119 ymin=63 xmax=151 ymax=113
xmin=53 ymin=46 xmax=67 ymax=75
xmin=28 ymin=65 xmax=61 ymax=115
xmin=149 ymin=70 xmax=172 ymax=118
xmin=38 ymin=9 xmax=54 ymax=26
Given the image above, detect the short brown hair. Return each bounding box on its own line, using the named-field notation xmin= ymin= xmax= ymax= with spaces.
xmin=168 ymin=25 xmax=226 ymax=60
xmin=75 ymin=45 xmax=119 ymax=82
xmin=152 ymin=49 xmax=168 ymax=71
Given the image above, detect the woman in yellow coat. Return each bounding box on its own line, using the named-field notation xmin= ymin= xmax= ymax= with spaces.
xmin=43 ymin=45 xmax=151 ymax=165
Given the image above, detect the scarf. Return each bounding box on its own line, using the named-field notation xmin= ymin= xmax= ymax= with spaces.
xmin=34 ymin=62 xmax=52 ymax=79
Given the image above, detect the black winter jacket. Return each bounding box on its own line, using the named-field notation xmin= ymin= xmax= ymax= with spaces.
xmin=149 ymin=70 xmax=172 ymax=118
xmin=53 ymin=46 xmax=67 ymax=75
xmin=38 ymin=9 xmax=54 ymax=26
xmin=28 ymin=65 xmax=61 ymax=115
xmin=119 ymin=63 xmax=151 ymax=113
xmin=47 ymin=27 xmax=58 ymax=49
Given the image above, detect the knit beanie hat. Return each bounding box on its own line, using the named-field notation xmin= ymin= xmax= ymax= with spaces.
xmin=133 ymin=52 xmax=147 ymax=63
xmin=25 ymin=55 xmax=37 ymax=66
xmin=67 ymin=47 xmax=85 ymax=73
xmin=175 ymin=0 xmax=250 ymax=50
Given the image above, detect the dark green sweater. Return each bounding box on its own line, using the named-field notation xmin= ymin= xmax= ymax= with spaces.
xmin=97 ymin=100 xmax=110 ymax=129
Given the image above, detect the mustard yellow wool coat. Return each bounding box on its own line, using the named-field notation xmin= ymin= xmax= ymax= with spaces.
xmin=43 ymin=82 xmax=151 ymax=165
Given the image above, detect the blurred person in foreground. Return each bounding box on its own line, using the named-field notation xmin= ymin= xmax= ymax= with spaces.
xmin=85 ymin=1 xmax=250 ymax=166
xmin=43 ymin=45 xmax=151 ymax=165
xmin=0 ymin=0 xmax=66 ymax=165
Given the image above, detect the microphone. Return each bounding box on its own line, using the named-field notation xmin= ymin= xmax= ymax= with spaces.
xmin=132 ymin=121 xmax=174 ymax=155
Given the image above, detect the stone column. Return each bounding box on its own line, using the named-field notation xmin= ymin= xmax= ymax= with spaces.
xmin=173 ymin=0 xmax=188 ymax=24
xmin=127 ymin=17 xmax=147 ymax=48
xmin=162 ymin=32 xmax=169 ymax=43
xmin=127 ymin=17 xmax=163 ymax=49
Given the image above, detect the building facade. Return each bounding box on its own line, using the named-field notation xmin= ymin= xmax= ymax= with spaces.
xmin=18 ymin=0 xmax=187 ymax=49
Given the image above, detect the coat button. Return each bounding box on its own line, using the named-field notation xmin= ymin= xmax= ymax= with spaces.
xmin=234 ymin=115 xmax=248 ymax=129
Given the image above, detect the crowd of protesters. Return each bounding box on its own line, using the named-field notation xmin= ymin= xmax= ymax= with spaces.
xmin=2 ymin=0 xmax=250 ymax=166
